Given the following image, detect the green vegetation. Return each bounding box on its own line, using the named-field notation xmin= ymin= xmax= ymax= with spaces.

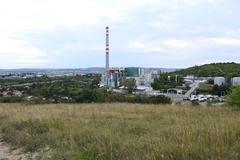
xmin=0 ymin=103 xmax=240 ymax=160
xmin=175 ymin=62 xmax=240 ymax=77
xmin=0 ymin=75 xmax=170 ymax=104
xmin=0 ymin=75 xmax=65 ymax=86
xmin=197 ymin=83 xmax=231 ymax=96
xmin=197 ymin=83 xmax=213 ymax=94
xmin=95 ymin=90 xmax=171 ymax=104
xmin=151 ymin=73 xmax=184 ymax=91
xmin=212 ymin=84 xmax=231 ymax=96
xmin=123 ymin=78 xmax=136 ymax=93
xmin=226 ymin=86 xmax=240 ymax=107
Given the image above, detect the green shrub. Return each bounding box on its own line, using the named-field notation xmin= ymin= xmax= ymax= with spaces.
xmin=226 ymin=86 xmax=240 ymax=107
xmin=0 ymin=96 xmax=24 ymax=103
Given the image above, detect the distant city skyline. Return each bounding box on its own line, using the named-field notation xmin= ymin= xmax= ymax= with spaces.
xmin=0 ymin=0 xmax=239 ymax=69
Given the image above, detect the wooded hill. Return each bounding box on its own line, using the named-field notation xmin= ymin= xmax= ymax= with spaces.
xmin=174 ymin=62 xmax=240 ymax=77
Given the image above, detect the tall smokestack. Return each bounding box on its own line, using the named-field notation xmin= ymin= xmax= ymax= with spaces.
xmin=105 ymin=26 xmax=109 ymax=72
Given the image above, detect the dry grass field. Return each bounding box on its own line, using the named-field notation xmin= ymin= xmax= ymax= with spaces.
xmin=0 ymin=103 xmax=240 ymax=160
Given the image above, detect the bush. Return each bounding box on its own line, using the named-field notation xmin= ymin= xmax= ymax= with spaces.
xmin=226 ymin=86 xmax=240 ymax=107
xmin=0 ymin=96 xmax=24 ymax=103
xmin=94 ymin=90 xmax=171 ymax=104
xmin=125 ymin=95 xmax=171 ymax=104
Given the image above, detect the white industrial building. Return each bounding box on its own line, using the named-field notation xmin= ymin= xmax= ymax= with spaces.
xmin=214 ymin=77 xmax=225 ymax=86
xmin=232 ymin=77 xmax=240 ymax=86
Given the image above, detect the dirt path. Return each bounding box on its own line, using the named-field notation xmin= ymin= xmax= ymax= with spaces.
xmin=0 ymin=141 xmax=35 ymax=160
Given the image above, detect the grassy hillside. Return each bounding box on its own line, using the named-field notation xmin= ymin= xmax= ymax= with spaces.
xmin=175 ymin=62 xmax=240 ymax=77
xmin=0 ymin=103 xmax=240 ymax=160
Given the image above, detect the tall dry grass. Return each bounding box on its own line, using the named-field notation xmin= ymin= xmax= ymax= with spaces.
xmin=0 ymin=103 xmax=240 ymax=160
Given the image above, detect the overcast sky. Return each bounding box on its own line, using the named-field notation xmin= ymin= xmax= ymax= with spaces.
xmin=0 ymin=0 xmax=239 ymax=69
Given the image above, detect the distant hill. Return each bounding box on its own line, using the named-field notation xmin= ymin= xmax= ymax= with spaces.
xmin=0 ymin=67 xmax=179 ymax=74
xmin=175 ymin=62 xmax=240 ymax=77
xmin=0 ymin=68 xmax=105 ymax=74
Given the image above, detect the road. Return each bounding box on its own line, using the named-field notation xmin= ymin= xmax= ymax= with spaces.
xmin=165 ymin=94 xmax=184 ymax=103
xmin=184 ymin=81 xmax=201 ymax=98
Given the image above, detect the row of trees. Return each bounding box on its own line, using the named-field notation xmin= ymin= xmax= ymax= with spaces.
xmin=151 ymin=73 xmax=184 ymax=91
xmin=93 ymin=89 xmax=171 ymax=104
xmin=11 ymin=88 xmax=171 ymax=104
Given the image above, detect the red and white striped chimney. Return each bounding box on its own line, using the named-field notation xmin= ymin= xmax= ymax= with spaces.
xmin=105 ymin=26 xmax=109 ymax=72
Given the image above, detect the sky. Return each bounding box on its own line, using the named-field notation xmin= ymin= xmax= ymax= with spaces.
xmin=0 ymin=0 xmax=239 ymax=69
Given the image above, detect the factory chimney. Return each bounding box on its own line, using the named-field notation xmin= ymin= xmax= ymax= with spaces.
xmin=105 ymin=26 xmax=109 ymax=72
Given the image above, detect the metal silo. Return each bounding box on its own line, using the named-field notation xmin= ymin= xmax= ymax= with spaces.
xmin=214 ymin=77 xmax=225 ymax=86
xmin=232 ymin=77 xmax=240 ymax=86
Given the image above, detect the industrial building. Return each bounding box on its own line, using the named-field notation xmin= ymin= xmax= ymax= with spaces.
xmin=232 ymin=77 xmax=240 ymax=86
xmin=214 ymin=77 xmax=225 ymax=86
xmin=100 ymin=27 xmax=154 ymax=89
xmin=125 ymin=67 xmax=146 ymax=86
xmin=125 ymin=67 xmax=144 ymax=77
xmin=213 ymin=77 xmax=240 ymax=86
xmin=101 ymin=27 xmax=126 ymax=88
xmin=101 ymin=68 xmax=125 ymax=88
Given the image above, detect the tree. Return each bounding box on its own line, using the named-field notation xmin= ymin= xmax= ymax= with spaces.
xmin=212 ymin=84 xmax=230 ymax=96
xmin=207 ymin=79 xmax=214 ymax=85
xmin=151 ymin=73 xmax=183 ymax=91
xmin=226 ymin=86 xmax=240 ymax=107
xmin=123 ymin=78 xmax=136 ymax=94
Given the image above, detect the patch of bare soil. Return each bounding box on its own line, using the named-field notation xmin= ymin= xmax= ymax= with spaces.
xmin=0 ymin=141 xmax=36 ymax=160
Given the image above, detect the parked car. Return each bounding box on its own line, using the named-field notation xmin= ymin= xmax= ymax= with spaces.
xmin=190 ymin=95 xmax=198 ymax=101
xmin=198 ymin=96 xmax=207 ymax=102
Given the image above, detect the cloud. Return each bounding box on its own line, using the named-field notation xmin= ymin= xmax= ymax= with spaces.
xmin=63 ymin=43 xmax=102 ymax=51
xmin=129 ymin=39 xmax=191 ymax=53
xmin=0 ymin=0 xmax=103 ymax=32
xmin=130 ymin=41 xmax=167 ymax=53
xmin=128 ymin=36 xmax=240 ymax=67
xmin=203 ymin=38 xmax=240 ymax=46
xmin=0 ymin=0 xmax=162 ymax=33
xmin=2 ymin=0 xmax=218 ymax=33
xmin=224 ymin=28 xmax=240 ymax=37
xmin=0 ymin=0 xmax=108 ymax=68
xmin=0 ymin=0 xmax=163 ymax=68
xmin=131 ymin=37 xmax=240 ymax=51
xmin=0 ymin=0 xmax=239 ymax=68
xmin=0 ymin=32 xmax=47 ymax=68
xmin=164 ymin=40 xmax=190 ymax=48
